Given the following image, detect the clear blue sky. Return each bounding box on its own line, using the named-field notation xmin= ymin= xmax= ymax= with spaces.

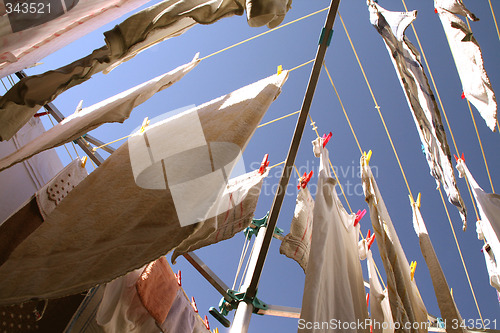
xmin=26 ymin=0 xmax=500 ymax=331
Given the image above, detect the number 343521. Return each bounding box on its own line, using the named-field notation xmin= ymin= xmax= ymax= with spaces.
xmin=5 ymin=2 xmax=51 ymax=14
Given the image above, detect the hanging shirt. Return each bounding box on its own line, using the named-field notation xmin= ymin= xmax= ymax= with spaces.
xmin=361 ymin=154 xmax=428 ymax=333
xmin=280 ymin=186 xmax=314 ymax=272
xmin=299 ymin=138 xmax=368 ymax=333
xmin=0 ymin=54 xmax=200 ymax=172
xmin=367 ymin=250 xmax=394 ymax=333
xmin=0 ymin=0 xmax=292 ymax=141
xmin=367 ymin=0 xmax=467 ymax=228
xmin=411 ymin=202 xmax=467 ymax=333
xmin=456 ymin=158 xmax=500 ymax=292
xmin=0 ymin=71 xmax=288 ymax=306
xmin=434 ymin=0 xmax=497 ymax=131
xmin=172 ymin=169 xmax=268 ymax=263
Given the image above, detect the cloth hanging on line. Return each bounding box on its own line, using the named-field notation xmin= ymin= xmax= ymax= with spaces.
xmin=0 ymin=117 xmax=62 ymax=223
xmin=367 ymin=0 xmax=467 ymax=229
xmin=0 ymin=158 xmax=88 ymax=267
xmin=366 ymin=250 xmax=394 ymax=333
xmin=171 ymin=168 xmax=268 ymax=263
xmin=434 ymin=0 xmax=497 ymax=131
xmin=158 ymin=289 xmax=196 ymax=333
xmin=411 ymin=201 xmax=468 ymax=333
xmin=63 ymin=286 xmax=106 ymax=333
xmin=0 ymin=54 xmax=200 ymax=172
xmin=0 ymin=0 xmax=152 ymax=79
xmin=0 ymin=0 xmax=292 ymax=141
xmin=299 ymin=138 xmax=368 ymax=333
xmin=245 ymin=0 xmax=292 ymax=28
xmin=456 ymin=158 xmax=500 ymax=292
xmin=361 ymin=154 xmax=428 ymax=333
xmin=0 ymin=71 xmax=288 ymax=305
xmin=279 ymin=186 xmax=314 ymax=272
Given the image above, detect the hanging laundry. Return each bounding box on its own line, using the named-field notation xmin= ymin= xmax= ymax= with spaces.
xmin=0 ymin=158 xmax=87 ymax=266
xmin=0 ymin=71 xmax=288 ymax=305
xmin=366 ymin=250 xmax=394 ymax=333
xmin=411 ymin=200 xmax=468 ymax=333
xmin=456 ymin=158 xmax=500 ymax=292
xmin=361 ymin=154 xmax=428 ymax=333
xmin=279 ymin=186 xmax=314 ymax=272
xmin=171 ymin=169 xmax=268 ymax=263
xmin=158 ymin=289 xmax=197 ymax=333
xmin=96 ymin=268 xmax=160 ymax=333
xmin=0 ymin=0 xmax=152 ymax=79
xmin=0 ymin=54 xmax=200 ymax=172
xmin=0 ymin=0 xmax=292 ymax=141
xmin=367 ymin=1 xmax=467 ymax=228
xmin=299 ymin=138 xmax=368 ymax=333
xmin=63 ymin=286 xmax=106 ymax=333
xmin=246 ymin=0 xmax=293 ymax=28
xmin=434 ymin=0 xmax=497 ymax=131
xmin=0 ymin=117 xmax=62 ymax=222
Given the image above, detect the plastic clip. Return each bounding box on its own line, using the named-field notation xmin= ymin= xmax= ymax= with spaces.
xmin=366 ymin=230 xmax=376 ymax=250
xmin=258 ymin=154 xmax=269 ymax=175
xmin=461 ymin=92 xmax=466 ymax=99
xmin=191 ymin=297 xmax=198 ymax=313
xmin=297 ymin=171 xmax=313 ymax=189
xmin=354 ymin=209 xmax=366 ymax=227
xmin=454 ymin=153 xmax=465 ymax=162
xmin=75 ymin=100 xmax=83 ymax=113
xmin=34 ymin=111 xmax=49 ymax=118
xmin=410 ymin=261 xmax=417 ymax=281
xmin=363 ymin=150 xmax=372 ymax=166
xmin=81 ymin=156 xmax=88 ymax=168
xmin=366 ymin=293 xmax=370 ymax=308
xmin=322 ymin=132 xmax=332 ymax=148
xmin=213 ymin=329 xmax=219 ymax=333
xmin=277 ymin=65 xmax=283 ymax=75
xmin=175 ymin=270 xmax=182 ymax=286
xmin=204 ymin=315 xmax=210 ymax=330
xmin=139 ymin=117 xmax=150 ymax=133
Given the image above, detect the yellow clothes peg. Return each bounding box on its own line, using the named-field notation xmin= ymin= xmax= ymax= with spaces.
xmin=362 ymin=150 xmax=372 ymax=166
xmin=277 ymin=65 xmax=283 ymax=75
xmin=410 ymin=261 xmax=417 ymax=281
xmin=213 ymin=328 xmax=219 ymax=333
xmin=80 ymin=156 xmax=87 ymax=168
xmin=140 ymin=117 xmax=150 ymax=133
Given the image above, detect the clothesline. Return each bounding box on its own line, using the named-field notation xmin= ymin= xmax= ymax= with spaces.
xmin=487 ymin=0 xmax=500 ymax=41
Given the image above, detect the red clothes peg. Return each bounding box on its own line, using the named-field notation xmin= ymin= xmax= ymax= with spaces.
xmin=354 ymin=209 xmax=366 ymax=227
xmin=322 ymin=132 xmax=332 ymax=148
xmin=297 ymin=170 xmax=313 ymax=189
xmin=367 ymin=233 xmax=376 ymax=250
xmin=461 ymin=92 xmax=466 ymax=99
xmin=434 ymin=8 xmax=438 ymax=13
xmin=366 ymin=293 xmax=370 ymax=308
xmin=204 ymin=315 xmax=210 ymax=330
xmin=191 ymin=297 xmax=198 ymax=313
xmin=175 ymin=270 xmax=182 ymax=286
xmin=34 ymin=111 xmax=49 ymax=118
xmin=454 ymin=153 xmax=465 ymax=162
xmin=258 ymin=154 xmax=269 ymax=175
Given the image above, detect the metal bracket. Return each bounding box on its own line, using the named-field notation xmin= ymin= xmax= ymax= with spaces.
xmin=209 ymin=289 xmax=268 ymax=327
xmin=244 ymin=213 xmax=269 ymax=239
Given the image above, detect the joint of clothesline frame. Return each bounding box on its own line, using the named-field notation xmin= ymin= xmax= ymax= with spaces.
xmin=199 ymin=7 xmax=329 ymax=62
xmin=318 ymin=27 xmax=334 ymax=46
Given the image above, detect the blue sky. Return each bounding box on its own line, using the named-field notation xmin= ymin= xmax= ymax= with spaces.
xmin=21 ymin=0 xmax=500 ymax=331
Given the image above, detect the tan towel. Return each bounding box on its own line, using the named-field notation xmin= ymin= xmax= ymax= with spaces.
xmin=279 ymin=186 xmax=314 ymax=272
xmin=136 ymin=257 xmax=180 ymax=324
xmin=0 ymin=72 xmax=288 ymax=305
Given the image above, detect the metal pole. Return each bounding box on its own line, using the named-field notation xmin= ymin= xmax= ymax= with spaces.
xmin=230 ymin=226 xmax=267 ymax=333
xmin=245 ymin=0 xmax=341 ymax=300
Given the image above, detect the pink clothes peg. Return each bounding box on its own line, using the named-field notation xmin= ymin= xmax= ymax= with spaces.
xmin=258 ymin=154 xmax=269 ymax=175
xmin=354 ymin=209 xmax=366 ymax=227
xmin=367 ymin=233 xmax=376 ymax=250
xmin=322 ymin=132 xmax=332 ymax=148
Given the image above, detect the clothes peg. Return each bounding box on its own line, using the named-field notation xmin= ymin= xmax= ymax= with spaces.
xmin=204 ymin=315 xmax=210 ymax=330
xmin=258 ymin=154 xmax=269 ymax=175
xmin=416 ymin=193 xmax=421 ymax=209
xmin=75 ymin=100 xmax=83 ymax=113
xmin=363 ymin=150 xmax=372 ymax=166
xmin=454 ymin=153 xmax=465 ymax=162
xmin=213 ymin=329 xmax=219 ymax=333
xmin=366 ymin=293 xmax=370 ymax=308
xmin=322 ymin=132 xmax=332 ymax=148
xmin=81 ymin=156 xmax=88 ymax=168
xmin=434 ymin=8 xmax=438 ymax=14
xmin=175 ymin=270 xmax=182 ymax=286
xmin=191 ymin=297 xmax=198 ymax=313
xmin=367 ymin=233 xmax=376 ymax=250
xmin=139 ymin=117 xmax=150 ymax=133
xmin=277 ymin=65 xmax=283 ymax=75
xmin=410 ymin=261 xmax=417 ymax=281
xmin=297 ymin=170 xmax=313 ymax=189
xmin=34 ymin=111 xmax=49 ymax=118
xmin=354 ymin=209 xmax=366 ymax=227
xmin=461 ymin=92 xmax=466 ymax=99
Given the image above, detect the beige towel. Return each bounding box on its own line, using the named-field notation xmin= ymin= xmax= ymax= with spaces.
xmin=0 ymin=71 xmax=288 ymax=305
xmin=279 ymin=186 xmax=314 ymax=272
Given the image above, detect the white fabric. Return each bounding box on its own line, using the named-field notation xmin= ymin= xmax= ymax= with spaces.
xmin=483 ymin=244 xmax=500 ymax=292
xmin=171 ymin=169 xmax=268 ymax=263
xmin=0 ymin=54 xmax=199 ymax=172
xmin=0 ymin=117 xmax=62 ymax=224
xmin=0 ymin=0 xmax=151 ymax=78
xmin=0 ymin=72 xmax=288 ymax=305
xmin=299 ymin=138 xmax=368 ymax=333
xmin=36 ymin=158 xmax=88 ymax=219
xmin=411 ymin=202 xmax=467 ymax=333
xmin=368 ymin=1 xmax=467 ymax=227
xmin=434 ymin=0 xmax=497 ymax=131
xmin=159 ymin=289 xmax=196 ymax=333
xmin=96 ymin=268 xmax=160 ymax=333
xmin=456 ymin=159 xmax=500 ymax=292
xmin=361 ymin=154 xmax=428 ymax=332
xmin=367 ymin=250 xmax=394 ymax=333
xmin=280 ymin=186 xmax=314 ymax=272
